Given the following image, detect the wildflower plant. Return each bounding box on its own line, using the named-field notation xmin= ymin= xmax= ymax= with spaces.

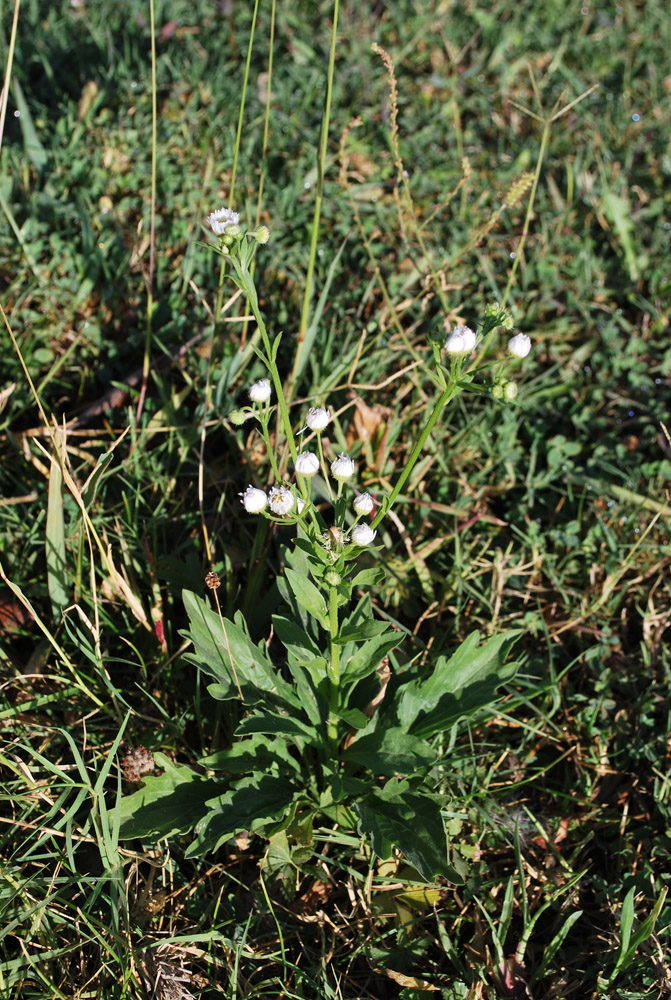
xmin=120 ymin=215 xmax=532 ymax=882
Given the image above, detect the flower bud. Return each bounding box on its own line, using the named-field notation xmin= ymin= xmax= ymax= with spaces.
xmin=491 ymin=382 xmax=504 ymax=400
xmin=508 ymin=333 xmax=531 ymax=358
xmin=353 ymin=492 xmax=375 ymax=515
xmin=444 ymin=325 xmax=477 ymax=355
xmin=503 ymin=381 xmax=518 ymax=402
xmin=249 ymin=378 xmax=271 ymax=403
xmin=226 ymin=224 xmax=242 ymax=239
xmin=240 ymin=486 xmax=267 ymax=513
xmin=229 ymin=408 xmax=248 ymax=426
xmin=268 ymin=485 xmax=294 ymax=515
xmin=324 ymin=569 xmax=342 ymax=586
xmin=331 ymin=453 xmax=355 ymax=481
xmin=351 ymin=524 xmax=377 ymax=546
xmin=207 ymin=207 xmax=240 ymax=235
xmin=306 ymin=407 xmax=331 ymax=431
xmin=295 ymin=451 xmax=319 ymax=476
xmin=254 ymin=225 xmax=270 ymax=244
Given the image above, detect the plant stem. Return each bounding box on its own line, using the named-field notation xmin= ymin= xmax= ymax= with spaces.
xmin=233 ymin=260 xmax=298 ymax=466
xmin=371 ymin=381 xmax=457 ymax=530
xmin=327 ymin=583 xmax=340 ymax=744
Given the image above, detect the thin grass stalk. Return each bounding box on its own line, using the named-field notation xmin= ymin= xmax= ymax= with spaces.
xmin=199 ymin=0 xmax=260 ymax=566
xmin=137 ymin=0 xmax=158 ymax=421
xmin=286 ymin=0 xmax=340 ymax=400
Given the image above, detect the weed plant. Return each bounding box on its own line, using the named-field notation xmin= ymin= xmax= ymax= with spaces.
xmin=1 ymin=1 xmax=670 ymax=998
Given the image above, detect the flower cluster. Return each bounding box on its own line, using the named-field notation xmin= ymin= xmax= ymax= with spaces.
xmin=238 ymin=387 xmax=377 ymax=546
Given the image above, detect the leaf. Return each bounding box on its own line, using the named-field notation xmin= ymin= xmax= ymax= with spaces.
xmin=46 ymin=455 xmax=68 ymax=618
xmin=354 ymin=782 xmax=450 ymax=882
xmin=601 ymin=190 xmax=644 ymax=281
xmin=182 ymin=590 xmax=297 ymax=707
xmin=351 ymin=567 xmax=386 ymax=589
xmin=186 ymin=771 xmax=298 ymax=857
xmin=272 ymin=615 xmax=328 ymax=724
xmin=118 ymin=753 xmax=220 ymax=841
xmin=341 ymin=631 xmax=402 ymax=690
xmin=343 ymin=728 xmax=434 ymax=777
xmin=237 ymin=711 xmax=319 ymax=745
xmin=283 ymin=568 xmax=329 ymax=629
xmin=12 ymin=76 xmax=48 ymax=170
xmin=199 ymin=734 xmax=301 ymax=774
xmin=395 ymin=630 xmax=520 ymax=738
xmin=336 ymin=619 xmax=391 ymax=643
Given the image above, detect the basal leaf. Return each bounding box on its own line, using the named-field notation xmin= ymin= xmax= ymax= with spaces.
xmin=354 ymin=781 xmax=449 ymax=881
xmin=185 ymin=771 xmax=298 ymax=857
xmin=395 ymin=630 xmax=520 ymax=738
xmin=118 ymin=753 xmax=220 ymax=841
xmin=200 ymin=734 xmax=301 ymax=774
xmin=237 ymin=711 xmax=319 ymax=745
xmin=343 ymin=727 xmax=434 ymax=777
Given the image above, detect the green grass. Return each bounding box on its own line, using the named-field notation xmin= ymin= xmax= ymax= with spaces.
xmin=1 ymin=0 xmax=671 ymax=997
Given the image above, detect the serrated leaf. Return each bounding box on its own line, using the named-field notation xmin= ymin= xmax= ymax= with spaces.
xmin=343 ymin=728 xmax=433 ymax=776
xmin=237 ymin=711 xmax=319 ymax=745
xmin=200 ymin=734 xmax=301 ymax=774
xmin=118 ymin=753 xmax=220 ymax=841
xmin=183 ymin=590 xmax=297 ymax=707
xmin=396 ymin=630 xmax=520 ymax=738
xmin=354 ymin=782 xmax=449 ymax=881
xmin=186 ymin=771 xmax=298 ymax=857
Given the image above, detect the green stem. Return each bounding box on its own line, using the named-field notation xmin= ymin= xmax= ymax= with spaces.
xmin=258 ymin=415 xmax=282 ymax=483
xmin=327 ymin=583 xmax=340 ymax=744
xmin=233 ymin=260 xmax=298 ymax=466
xmin=371 ymin=381 xmax=457 ymax=530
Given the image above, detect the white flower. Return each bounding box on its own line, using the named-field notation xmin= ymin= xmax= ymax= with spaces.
xmin=207 ymin=207 xmax=240 ymax=235
xmin=508 ymin=333 xmax=531 ymax=358
xmin=306 ymin=407 xmax=331 ymax=431
xmin=296 ymin=497 xmax=306 ymax=513
xmin=351 ymin=524 xmax=377 ymax=546
xmin=444 ymin=325 xmax=477 ymax=355
xmin=268 ymin=485 xmax=294 ymax=515
xmin=249 ymin=378 xmax=271 ymax=403
xmin=353 ymin=492 xmax=375 ymax=515
xmin=331 ymin=453 xmax=355 ymax=481
xmin=295 ymin=451 xmax=319 ymax=477
xmin=239 ymin=486 xmax=267 ymax=514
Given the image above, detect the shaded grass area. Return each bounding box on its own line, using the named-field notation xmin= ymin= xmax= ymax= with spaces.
xmin=1 ymin=0 xmax=670 ymax=997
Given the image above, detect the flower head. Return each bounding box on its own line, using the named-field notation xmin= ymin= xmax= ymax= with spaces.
xmin=295 ymin=451 xmax=319 ymax=477
xmin=331 ymin=453 xmax=355 ymax=481
xmin=254 ymin=225 xmax=270 ymax=244
xmin=249 ymin=378 xmax=272 ymax=403
xmin=444 ymin=325 xmax=477 ymax=355
xmin=306 ymin=407 xmax=331 ymax=431
xmin=207 ymin=207 xmax=240 ymax=235
xmin=508 ymin=333 xmax=531 ymax=359
xmin=353 ymin=492 xmax=375 ymax=515
xmin=351 ymin=524 xmax=377 ymax=546
xmin=268 ymin=485 xmax=294 ymax=515
xmin=240 ymin=486 xmax=267 ymax=514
